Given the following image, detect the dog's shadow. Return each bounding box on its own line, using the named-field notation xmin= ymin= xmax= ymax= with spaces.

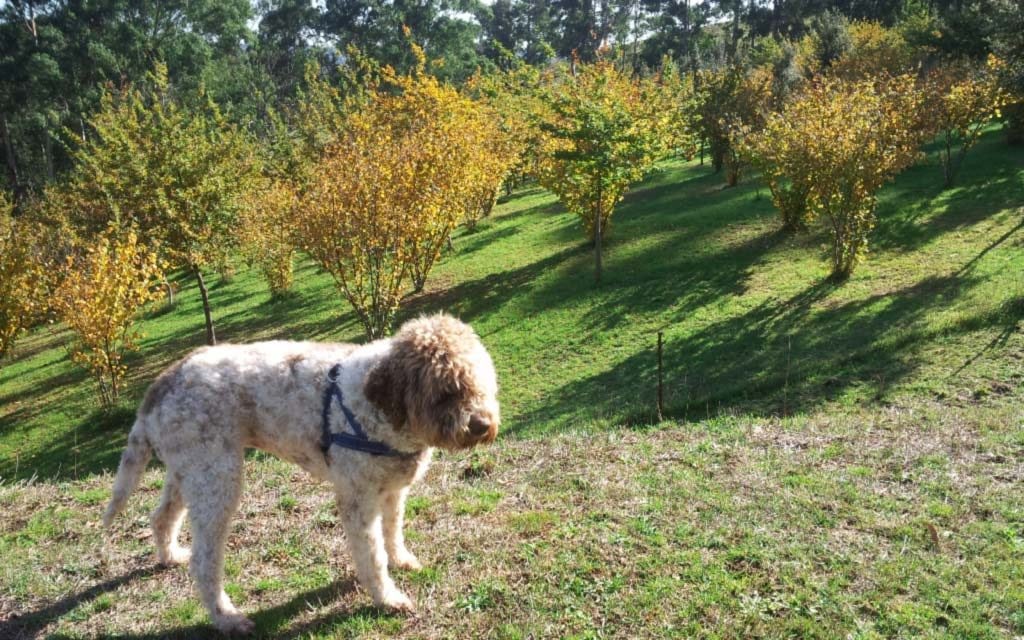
xmin=3 ymin=564 xmax=385 ymax=639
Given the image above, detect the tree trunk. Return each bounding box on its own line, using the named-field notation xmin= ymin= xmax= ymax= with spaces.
xmin=1 ymin=115 xmax=19 ymax=195
xmin=193 ymin=265 xmax=216 ymax=345
xmin=594 ymin=191 xmax=603 ymax=284
xmin=42 ymin=132 xmax=54 ymax=182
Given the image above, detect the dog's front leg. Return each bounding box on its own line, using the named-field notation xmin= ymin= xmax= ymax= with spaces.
xmin=382 ymin=487 xmax=422 ymax=570
xmin=337 ymin=494 xmax=415 ymax=612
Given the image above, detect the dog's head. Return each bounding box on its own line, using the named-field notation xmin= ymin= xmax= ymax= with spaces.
xmin=364 ymin=314 xmax=500 ymax=450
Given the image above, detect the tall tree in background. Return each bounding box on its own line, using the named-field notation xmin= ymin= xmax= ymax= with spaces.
xmin=320 ymin=0 xmax=485 ymax=81
xmin=0 ymin=0 xmax=253 ymax=196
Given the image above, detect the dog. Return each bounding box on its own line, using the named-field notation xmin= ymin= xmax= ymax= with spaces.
xmin=102 ymin=314 xmax=500 ymax=634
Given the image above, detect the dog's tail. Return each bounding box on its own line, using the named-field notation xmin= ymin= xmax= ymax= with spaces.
xmin=102 ymin=421 xmax=152 ymax=528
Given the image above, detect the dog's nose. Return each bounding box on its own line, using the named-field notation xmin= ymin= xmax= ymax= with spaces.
xmin=468 ymin=415 xmax=491 ymax=437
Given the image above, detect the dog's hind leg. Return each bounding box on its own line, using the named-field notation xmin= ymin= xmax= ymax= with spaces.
xmin=181 ymin=454 xmax=254 ymax=635
xmin=152 ymin=472 xmax=190 ymax=566
xmin=336 ymin=492 xmax=415 ymax=612
xmin=382 ymin=488 xmax=421 ymax=570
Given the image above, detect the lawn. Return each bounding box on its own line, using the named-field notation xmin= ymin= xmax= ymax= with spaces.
xmin=0 ymin=128 xmax=1022 ymax=638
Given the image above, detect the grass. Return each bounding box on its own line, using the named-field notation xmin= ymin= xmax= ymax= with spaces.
xmin=0 ymin=127 xmax=1022 ymax=637
xmin=1 ymin=401 xmax=1021 ymax=638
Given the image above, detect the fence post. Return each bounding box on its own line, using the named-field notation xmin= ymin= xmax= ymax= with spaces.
xmin=657 ymin=331 xmax=664 ymax=422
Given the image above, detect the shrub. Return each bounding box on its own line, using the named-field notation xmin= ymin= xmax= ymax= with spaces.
xmin=832 ymin=21 xmax=916 ymax=80
xmin=51 ymin=228 xmax=163 ymax=407
xmin=922 ymin=56 xmax=1010 ymax=188
xmin=464 ymin=62 xmax=547 ymax=198
xmin=537 ymin=59 xmax=678 ymax=282
xmin=0 ymin=193 xmax=44 ymax=362
xmin=238 ymin=178 xmax=297 ymax=296
xmin=693 ymin=65 xmax=773 ymax=185
xmin=743 ymin=75 xmax=925 ymax=277
xmin=295 ymin=44 xmax=497 ymax=339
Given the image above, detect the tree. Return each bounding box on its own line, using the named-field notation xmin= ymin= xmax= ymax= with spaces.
xmin=295 ymin=44 xmax=498 ymax=338
xmin=320 ymin=0 xmax=485 ymax=82
xmin=692 ymin=64 xmax=772 ymax=185
xmin=808 ymin=9 xmax=852 ymax=72
xmin=738 ymin=116 xmax=815 ymax=233
xmin=989 ymin=0 xmax=1024 ymax=144
xmin=831 ymin=20 xmax=916 ymax=80
xmin=0 ymin=0 xmax=255 ymax=195
xmin=537 ymin=58 xmax=676 ymax=283
xmin=744 ymin=75 xmax=926 ymax=278
xmin=238 ymin=178 xmax=298 ymax=296
xmin=59 ymin=64 xmax=260 ymax=345
xmin=51 ymin=227 xmax=163 ymax=407
xmin=464 ymin=61 xmax=545 ymax=203
xmin=923 ymin=56 xmax=1010 ymax=187
xmin=0 ymin=191 xmax=43 ymax=362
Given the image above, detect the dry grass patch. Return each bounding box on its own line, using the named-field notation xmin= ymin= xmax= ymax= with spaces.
xmin=1 ymin=397 xmax=1022 ymax=639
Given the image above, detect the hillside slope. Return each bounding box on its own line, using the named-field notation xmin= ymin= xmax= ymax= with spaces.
xmin=0 ymin=129 xmax=1022 ymax=481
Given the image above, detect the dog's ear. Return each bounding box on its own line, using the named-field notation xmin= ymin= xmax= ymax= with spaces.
xmin=364 ymin=357 xmax=407 ymax=429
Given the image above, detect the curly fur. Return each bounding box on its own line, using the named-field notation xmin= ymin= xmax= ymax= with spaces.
xmin=103 ymin=314 xmax=500 ymax=634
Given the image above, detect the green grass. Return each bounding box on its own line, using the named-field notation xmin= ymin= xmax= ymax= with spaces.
xmin=3 ymin=130 xmax=1022 ymax=480
xmin=0 ymin=128 xmax=1021 ymax=638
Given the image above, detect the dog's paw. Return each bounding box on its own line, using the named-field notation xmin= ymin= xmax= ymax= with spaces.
xmin=377 ymin=589 xmax=416 ymax=614
xmin=157 ymin=546 xmax=192 ymax=566
xmin=213 ymin=612 xmax=255 ymax=635
xmin=389 ymin=551 xmax=422 ymax=571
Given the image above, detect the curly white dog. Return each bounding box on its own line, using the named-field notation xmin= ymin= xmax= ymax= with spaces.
xmin=103 ymin=314 xmax=500 ymax=634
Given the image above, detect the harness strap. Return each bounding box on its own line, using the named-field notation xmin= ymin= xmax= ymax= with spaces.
xmin=320 ymin=363 xmax=411 ymax=458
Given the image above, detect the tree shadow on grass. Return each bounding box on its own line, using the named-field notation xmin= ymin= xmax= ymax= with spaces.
xmin=402 ymin=244 xmax=589 ymax=325
xmin=451 ymin=222 xmax=522 ymax=256
xmin=6 ymin=564 xmax=378 ymax=640
xmin=0 ymin=406 xmax=134 ymax=481
xmin=511 ymin=274 xmax=989 ymax=434
xmin=873 ymin=132 xmax=1024 ymax=252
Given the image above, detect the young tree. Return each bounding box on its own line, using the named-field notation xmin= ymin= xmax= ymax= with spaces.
xmin=463 ymin=64 xmax=541 ymax=225
xmin=744 ymin=75 xmax=925 ymax=278
xmin=237 ymin=178 xmax=298 ymax=296
xmin=923 ymin=56 xmax=1009 ymax=188
xmin=0 ymin=192 xmax=43 ymax=362
xmin=738 ymin=118 xmax=815 ymax=233
xmin=467 ymin=59 xmax=557 ymax=195
xmin=692 ymin=64 xmax=772 ymax=185
xmin=51 ymin=227 xmax=163 ymax=407
xmin=537 ymin=59 xmax=676 ymax=283
xmin=59 ymin=64 xmax=260 ymax=345
xmin=295 ymin=45 xmax=497 ymax=339
xmin=831 ymin=21 xmax=915 ymax=80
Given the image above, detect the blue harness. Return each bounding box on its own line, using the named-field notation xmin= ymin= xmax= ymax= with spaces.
xmin=320 ymin=364 xmax=410 ymax=458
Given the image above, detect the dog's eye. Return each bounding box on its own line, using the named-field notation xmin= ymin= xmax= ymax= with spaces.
xmin=435 ymin=391 xmax=456 ymax=407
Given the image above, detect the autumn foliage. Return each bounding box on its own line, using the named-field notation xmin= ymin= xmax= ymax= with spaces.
xmin=692 ymin=65 xmax=774 ymax=186
xmin=537 ymin=58 xmax=678 ymax=282
xmin=0 ymin=194 xmax=44 ymax=363
xmin=295 ymin=46 xmax=500 ymax=339
xmin=742 ymin=75 xmax=925 ymax=278
xmin=831 ymin=21 xmax=916 ymax=80
xmin=465 ymin=62 xmax=548 ymax=198
xmin=238 ymin=178 xmax=298 ymax=296
xmin=51 ymin=228 xmax=163 ymax=407
xmin=922 ymin=56 xmax=1009 ymax=188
